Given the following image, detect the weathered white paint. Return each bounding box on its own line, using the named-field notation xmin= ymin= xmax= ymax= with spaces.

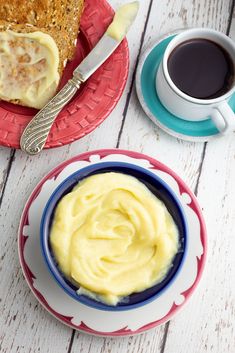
xmin=0 ymin=0 xmax=234 ymax=352
xmin=161 ymin=7 xmax=235 ymax=353
xmin=71 ymin=0 xmax=235 ymax=352
xmin=0 ymin=0 xmax=154 ymax=352
xmin=164 ymin=135 xmax=235 ymax=353
xmin=0 ymin=147 xmax=12 ymax=197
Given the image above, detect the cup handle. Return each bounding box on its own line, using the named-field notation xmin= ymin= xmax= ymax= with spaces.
xmin=211 ymin=101 xmax=235 ymax=134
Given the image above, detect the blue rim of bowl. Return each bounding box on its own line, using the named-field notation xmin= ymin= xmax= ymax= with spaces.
xmin=40 ymin=162 xmax=188 ymax=311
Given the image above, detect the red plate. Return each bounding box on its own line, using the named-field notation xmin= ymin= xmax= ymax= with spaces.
xmin=0 ymin=0 xmax=129 ymax=149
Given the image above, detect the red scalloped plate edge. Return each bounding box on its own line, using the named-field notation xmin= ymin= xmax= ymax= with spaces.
xmin=18 ymin=149 xmax=207 ymax=337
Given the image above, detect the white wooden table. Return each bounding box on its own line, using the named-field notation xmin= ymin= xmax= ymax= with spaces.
xmin=1 ymin=1 xmax=235 ymax=352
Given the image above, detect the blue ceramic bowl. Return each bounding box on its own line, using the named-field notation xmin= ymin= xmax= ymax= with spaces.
xmin=40 ymin=162 xmax=188 ymax=311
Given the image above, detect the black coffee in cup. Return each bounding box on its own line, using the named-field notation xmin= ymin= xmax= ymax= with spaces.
xmin=167 ymin=38 xmax=234 ymax=99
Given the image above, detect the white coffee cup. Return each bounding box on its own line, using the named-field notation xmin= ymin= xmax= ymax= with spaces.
xmin=156 ymin=28 xmax=235 ymax=133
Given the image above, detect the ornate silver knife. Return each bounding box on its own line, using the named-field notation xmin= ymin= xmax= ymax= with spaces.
xmin=20 ymin=1 xmax=139 ymax=155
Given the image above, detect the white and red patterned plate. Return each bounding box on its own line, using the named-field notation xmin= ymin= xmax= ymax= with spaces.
xmin=18 ymin=149 xmax=207 ymax=336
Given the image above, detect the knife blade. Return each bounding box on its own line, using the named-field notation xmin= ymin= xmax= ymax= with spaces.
xmin=75 ymin=34 xmax=121 ymax=82
xmin=20 ymin=1 xmax=139 ymax=155
xmin=76 ymin=1 xmax=139 ymax=81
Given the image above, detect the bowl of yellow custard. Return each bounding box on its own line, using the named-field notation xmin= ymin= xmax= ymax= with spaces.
xmin=40 ymin=162 xmax=188 ymax=311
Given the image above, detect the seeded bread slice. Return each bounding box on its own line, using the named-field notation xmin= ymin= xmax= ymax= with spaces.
xmin=0 ymin=20 xmax=72 ymax=107
xmin=0 ymin=0 xmax=84 ymax=59
xmin=0 ymin=20 xmax=70 ymax=75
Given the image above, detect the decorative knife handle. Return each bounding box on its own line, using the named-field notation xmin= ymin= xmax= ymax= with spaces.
xmin=20 ymin=75 xmax=82 ymax=155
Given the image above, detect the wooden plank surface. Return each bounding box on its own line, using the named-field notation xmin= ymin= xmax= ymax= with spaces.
xmin=164 ymin=137 xmax=235 ymax=353
xmin=0 ymin=0 xmax=152 ymax=352
xmin=71 ymin=0 xmax=235 ymax=352
xmin=161 ymin=5 xmax=235 ymax=353
xmin=0 ymin=0 xmax=234 ymax=352
xmin=0 ymin=148 xmax=12 ymax=199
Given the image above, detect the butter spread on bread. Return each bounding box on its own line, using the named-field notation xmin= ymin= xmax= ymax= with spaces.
xmin=0 ymin=0 xmax=84 ymax=108
xmin=0 ymin=30 xmax=59 ymax=109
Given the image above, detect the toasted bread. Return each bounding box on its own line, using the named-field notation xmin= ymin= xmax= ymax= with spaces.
xmin=0 ymin=0 xmax=84 ymax=59
xmin=0 ymin=20 xmax=73 ymax=108
xmin=0 ymin=1 xmax=84 ymax=108
xmin=0 ymin=20 xmax=70 ymax=75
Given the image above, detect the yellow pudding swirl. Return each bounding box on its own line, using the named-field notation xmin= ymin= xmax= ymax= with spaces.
xmin=50 ymin=172 xmax=179 ymax=305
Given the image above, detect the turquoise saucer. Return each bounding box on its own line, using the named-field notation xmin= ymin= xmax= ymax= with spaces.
xmin=136 ymin=31 xmax=235 ymax=142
